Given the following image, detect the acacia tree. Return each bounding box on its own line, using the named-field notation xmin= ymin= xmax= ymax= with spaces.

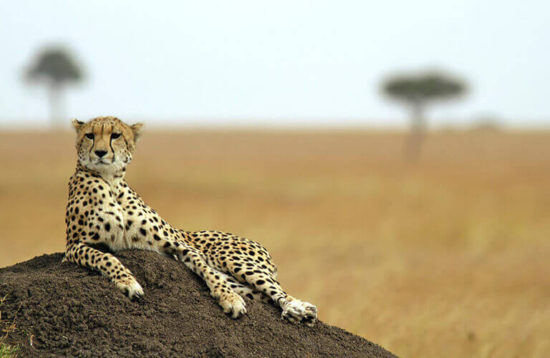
xmin=25 ymin=47 xmax=84 ymax=128
xmin=382 ymin=71 xmax=466 ymax=161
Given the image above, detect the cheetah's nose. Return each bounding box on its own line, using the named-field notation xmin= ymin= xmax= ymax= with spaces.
xmin=95 ymin=150 xmax=108 ymax=158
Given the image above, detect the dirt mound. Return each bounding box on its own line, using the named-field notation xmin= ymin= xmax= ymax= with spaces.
xmin=0 ymin=251 xmax=396 ymax=357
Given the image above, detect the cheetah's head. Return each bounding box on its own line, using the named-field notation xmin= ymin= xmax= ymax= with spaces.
xmin=72 ymin=116 xmax=143 ymax=174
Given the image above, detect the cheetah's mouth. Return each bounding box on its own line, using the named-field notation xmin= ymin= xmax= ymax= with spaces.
xmin=94 ymin=156 xmax=117 ymax=166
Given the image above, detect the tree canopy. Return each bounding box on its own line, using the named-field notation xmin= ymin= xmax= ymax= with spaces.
xmin=380 ymin=70 xmax=468 ymax=162
xmin=382 ymin=72 xmax=466 ymax=104
xmin=25 ymin=47 xmax=83 ymax=85
xmin=24 ymin=46 xmax=85 ymax=128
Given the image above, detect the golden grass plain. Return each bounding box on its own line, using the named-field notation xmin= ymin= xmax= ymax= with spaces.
xmin=0 ymin=129 xmax=549 ymax=358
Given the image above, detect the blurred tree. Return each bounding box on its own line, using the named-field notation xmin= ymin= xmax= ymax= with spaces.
xmin=382 ymin=71 xmax=466 ymax=161
xmin=25 ymin=47 xmax=84 ymax=128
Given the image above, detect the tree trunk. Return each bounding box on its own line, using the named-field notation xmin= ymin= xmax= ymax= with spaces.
xmin=404 ymin=101 xmax=425 ymax=163
xmin=48 ymin=83 xmax=64 ymax=129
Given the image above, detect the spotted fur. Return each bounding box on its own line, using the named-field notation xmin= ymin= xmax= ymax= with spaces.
xmin=64 ymin=116 xmax=317 ymax=324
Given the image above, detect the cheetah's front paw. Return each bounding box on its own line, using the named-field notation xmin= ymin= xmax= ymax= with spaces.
xmin=115 ymin=276 xmax=144 ymax=300
xmin=282 ymin=299 xmax=318 ymax=326
xmin=218 ymin=291 xmax=247 ymax=319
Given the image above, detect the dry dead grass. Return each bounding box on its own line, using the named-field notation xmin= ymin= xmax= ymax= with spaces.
xmin=0 ymin=129 xmax=549 ymax=358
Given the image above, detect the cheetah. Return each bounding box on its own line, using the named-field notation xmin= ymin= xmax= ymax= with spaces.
xmin=63 ymin=116 xmax=317 ymax=325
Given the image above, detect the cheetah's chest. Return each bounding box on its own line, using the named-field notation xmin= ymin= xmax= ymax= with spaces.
xmin=80 ymin=185 xmax=142 ymax=251
xmin=114 ymin=189 xmax=157 ymax=251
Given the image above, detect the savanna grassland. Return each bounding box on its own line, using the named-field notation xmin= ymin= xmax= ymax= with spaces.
xmin=0 ymin=128 xmax=549 ymax=358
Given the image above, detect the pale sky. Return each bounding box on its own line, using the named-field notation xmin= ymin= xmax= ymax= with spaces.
xmin=1 ymin=0 xmax=549 ymax=128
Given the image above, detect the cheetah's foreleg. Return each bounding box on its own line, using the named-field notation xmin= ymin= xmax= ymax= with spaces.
xmin=161 ymin=241 xmax=247 ymax=318
xmin=227 ymin=263 xmax=318 ymax=326
xmin=64 ymin=242 xmax=143 ymax=299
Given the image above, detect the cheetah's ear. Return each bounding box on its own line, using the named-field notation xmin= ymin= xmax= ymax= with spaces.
xmin=71 ymin=119 xmax=84 ymax=132
xmin=131 ymin=123 xmax=144 ymax=140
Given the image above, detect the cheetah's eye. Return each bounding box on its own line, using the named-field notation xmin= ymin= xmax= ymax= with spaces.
xmin=111 ymin=133 xmax=121 ymax=140
xmin=85 ymin=133 xmax=94 ymax=140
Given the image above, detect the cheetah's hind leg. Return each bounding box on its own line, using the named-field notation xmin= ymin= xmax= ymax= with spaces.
xmin=279 ymin=296 xmax=318 ymax=327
